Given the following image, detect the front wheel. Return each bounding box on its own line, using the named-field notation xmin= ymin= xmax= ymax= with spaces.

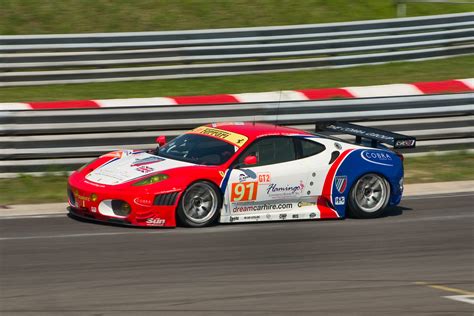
xmin=347 ymin=173 xmax=390 ymax=219
xmin=177 ymin=181 xmax=221 ymax=227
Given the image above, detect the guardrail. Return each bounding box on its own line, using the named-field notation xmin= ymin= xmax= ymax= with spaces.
xmin=0 ymin=93 xmax=472 ymax=176
xmin=1 ymin=13 xmax=473 ymax=86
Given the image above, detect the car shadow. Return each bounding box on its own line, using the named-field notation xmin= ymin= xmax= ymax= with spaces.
xmin=381 ymin=205 xmax=412 ymax=218
xmin=67 ymin=212 xmax=174 ymax=230
xmin=346 ymin=205 xmax=412 ymax=220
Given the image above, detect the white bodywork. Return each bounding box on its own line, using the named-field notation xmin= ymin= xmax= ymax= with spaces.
xmin=220 ymin=137 xmax=361 ymax=223
xmin=86 ymin=151 xmax=194 ymax=185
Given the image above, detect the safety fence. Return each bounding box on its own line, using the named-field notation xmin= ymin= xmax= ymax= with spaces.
xmin=1 ymin=13 xmax=473 ymax=86
xmin=0 ymin=92 xmax=472 ymax=176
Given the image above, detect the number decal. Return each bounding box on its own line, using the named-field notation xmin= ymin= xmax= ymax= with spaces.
xmin=231 ymin=182 xmax=258 ymax=202
xmin=258 ymin=173 xmax=271 ymax=184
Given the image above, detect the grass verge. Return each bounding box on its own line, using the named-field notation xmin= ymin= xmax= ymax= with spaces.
xmin=2 ymin=0 xmax=473 ymax=35
xmin=1 ymin=56 xmax=473 ymax=102
xmin=1 ymin=152 xmax=472 ymax=205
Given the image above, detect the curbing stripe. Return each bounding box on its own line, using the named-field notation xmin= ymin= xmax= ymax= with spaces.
xmin=297 ymin=88 xmax=354 ymax=100
xmin=96 ymin=97 xmax=177 ymax=107
xmin=0 ymin=102 xmax=31 ymax=110
xmin=344 ymin=83 xmax=423 ymax=98
xmin=412 ymin=79 xmax=473 ymax=94
xmin=0 ymin=79 xmax=472 ymax=111
xmin=456 ymin=78 xmax=474 ymax=90
xmin=28 ymin=100 xmax=100 ymax=110
xmin=232 ymin=90 xmax=307 ymax=103
xmin=172 ymin=94 xmax=239 ymax=105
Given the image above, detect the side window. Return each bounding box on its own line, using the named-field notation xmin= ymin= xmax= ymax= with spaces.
xmin=296 ymin=138 xmax=326 ymax=158
xmin=235 ymin=137 xmax=296 ymax=167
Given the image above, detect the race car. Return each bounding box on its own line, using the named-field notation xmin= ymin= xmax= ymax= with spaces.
xmin=67 ymin=121 xmax=416 ymax=227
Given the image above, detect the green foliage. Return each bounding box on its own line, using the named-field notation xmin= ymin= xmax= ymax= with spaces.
xmin=0 ymin=173 xmax=68 ymax=205
xmin=1 ymin=0 xmax=473 ymax=35
xmin=404 ymin=151 xmax=474 ymax=183
xmin=1 ymin=55 xmax=473 ymax=102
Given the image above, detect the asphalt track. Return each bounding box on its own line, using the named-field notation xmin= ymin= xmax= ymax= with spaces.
xmin=1 ymin=194 xmax=473 ymax=315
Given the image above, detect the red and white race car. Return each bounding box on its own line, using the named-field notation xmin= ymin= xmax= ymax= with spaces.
xmin=68 ymin=122 xmax=415 ymax=227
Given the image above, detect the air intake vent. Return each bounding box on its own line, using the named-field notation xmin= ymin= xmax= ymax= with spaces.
xmin=154 ymin=192 xmax=179 ymax=206
xmin=67 ymin=187 xmax=76 ymax=206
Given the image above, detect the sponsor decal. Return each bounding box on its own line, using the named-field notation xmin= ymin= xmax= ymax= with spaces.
xmin=136 ymin=165 xmax=154 ymax=173
xmin=232 ymin=202 xmax=293 ymax=213
xmin=73 ymin=190 xmax=90 ymax=208
xmin=219 ymin=171 xmax=225 ymax=178
xmin=361 ymin=150 xmax=394 ymax=167
xmin=231 ymin=181 xmax=258 ymax=202
xmin=334 ymin=176 xmax=347 ymax=194
xmin=257 ymin=172 xmax=271 ymax=184
xmin=309 ymin=212 xmax=317 ymax=218
xmin=266 ymin=181 xmax=305 ymax=198
xmin=190 ymin=126 xmax=248 ymax=147
xmin=395 ymin=139 xmax=416 ymax=147
xmin=229 ymin=216 xmax=239 ymax=222
xmin=335 ymin=196 xmax=345 ymax=205
xmin=279 ymin=213 xmax=288 ymax=220
xmin=73 ymin=191 xmax=91 ymax=202
xmin=244 ymin=215 xmax=260 ymax=220
xmin=292 ymin=214 xmax=299 ymax=219
xmin=238 ymin=170 xmax=257 ymax=182
xmin=328 ymin=124 xmax=394 ymax=142
xmin=266 ymin=214 xmax=272 ymax=219
xmin=90 ymin=206 xmax=97 ymax=213
xmin=134 ymin=197 xmax=153 ymax=207
xmin=239 ymin=173 xmax=254 ymax=182
xmin=298 ymin=201 xmax=316 ymax=208
xmin=146 ymin=218 xmax=166 ymax=226
xmin=131 ymin=156 xmax=164 ymax=167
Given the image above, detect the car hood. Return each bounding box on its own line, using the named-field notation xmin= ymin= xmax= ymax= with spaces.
xmin=85 ymin=151 xmax=195 ymax=185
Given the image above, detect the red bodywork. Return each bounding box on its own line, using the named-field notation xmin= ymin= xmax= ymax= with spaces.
xmin=68 ymin=123 xmax=312 ymax=227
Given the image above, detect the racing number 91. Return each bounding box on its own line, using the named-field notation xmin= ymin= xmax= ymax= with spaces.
xmin=231 ymin=182 xmax=257 ymax=202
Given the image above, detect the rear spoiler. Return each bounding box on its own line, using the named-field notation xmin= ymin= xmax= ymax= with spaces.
xmin=315 ymin=121 xmax=416 ymax=149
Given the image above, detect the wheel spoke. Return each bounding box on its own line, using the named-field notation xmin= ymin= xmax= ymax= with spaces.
xmin=181 ymin=182 xmax=219 ymax=224
xmin=353 ymin=174 xmax=388 ymax=214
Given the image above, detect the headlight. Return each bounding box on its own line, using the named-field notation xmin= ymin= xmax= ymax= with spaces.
xmin=132 ymin=174 xmax=169 ymax=186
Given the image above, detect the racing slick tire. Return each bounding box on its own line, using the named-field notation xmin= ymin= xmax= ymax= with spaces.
xmin=347 ymin=173 xmax=390 ymax=219
xmin=177 ymin=181 xmax=222 ymax=227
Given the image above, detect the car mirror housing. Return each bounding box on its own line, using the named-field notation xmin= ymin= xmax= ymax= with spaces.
xmin=155 ymin=136 xmax=167 ymax=147
xmin=243 ymin=155 xmax=258 ymax=166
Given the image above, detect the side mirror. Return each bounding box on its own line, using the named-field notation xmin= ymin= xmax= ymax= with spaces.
xmin=243 ymin=155 xmax=258 ymax=166
xmin=155 ymin=136 xmax=167 ymax=147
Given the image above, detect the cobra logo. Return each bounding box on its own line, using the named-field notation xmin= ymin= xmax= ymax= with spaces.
xmin=361 ymin=150 xmax=394 ymax=167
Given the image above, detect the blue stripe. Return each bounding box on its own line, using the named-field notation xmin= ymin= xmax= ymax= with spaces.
xmin=220 ymin=169 xmax=233 ymax=192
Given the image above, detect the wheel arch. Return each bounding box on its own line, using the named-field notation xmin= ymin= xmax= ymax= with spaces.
xmin=346 ymin=171 xmax=391 ymax=218
xmin=175 ymin=178 xmax=224 ymax=227
xmin=328 ymin=148 xmax=402 ymax=218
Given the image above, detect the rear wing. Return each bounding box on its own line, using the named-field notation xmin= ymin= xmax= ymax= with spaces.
xmin=315 ymin=121 xmax=416 ymax=149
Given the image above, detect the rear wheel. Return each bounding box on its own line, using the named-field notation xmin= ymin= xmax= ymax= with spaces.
xmin=177 ymin=181 xmax=221 ymax=227
xmin=348 ymin=173 xmax=390 ymax=219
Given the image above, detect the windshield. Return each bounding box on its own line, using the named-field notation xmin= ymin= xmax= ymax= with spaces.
xmin=155 ymin=134 xmax=236 ymax=165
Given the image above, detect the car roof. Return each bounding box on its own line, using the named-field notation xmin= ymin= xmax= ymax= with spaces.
xmin=204 ymin=122 xmax=313 ymax=140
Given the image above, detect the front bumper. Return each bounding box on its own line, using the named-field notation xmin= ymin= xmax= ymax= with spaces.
xmin=67 ymin=175 xmax=180 ymax=227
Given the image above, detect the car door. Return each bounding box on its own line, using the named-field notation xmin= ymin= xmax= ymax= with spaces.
xmin=221 ymin=136 xmax=329 ymax=222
